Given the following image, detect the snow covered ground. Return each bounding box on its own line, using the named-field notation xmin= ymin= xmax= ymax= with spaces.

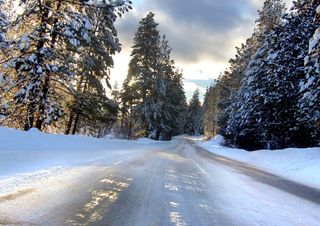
xmin=1 ymin=127 xmax=319 ymax=193
xmin=0 ymin=128 xmax=319 ymax=225
xmin=0 ymin=126 xmax=177 ymax=196
xmin=196 ymin=135 xmax=320 ymax=188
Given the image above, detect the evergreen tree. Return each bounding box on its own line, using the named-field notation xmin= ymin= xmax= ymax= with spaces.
xmin=111 ymin=82 xmax=121 ymax=105
xmin=120 ymin=75 xmax=140 ymax=139
xmin=121 ymin=12 xmax=161 ymax=138
xmin=121 ymin=13 xmax=187 ymax=140
xmin=185 ymin=89 xmax=203 ymax=135
xmin=221 ymin=0 xmax=320 ymax=150
xmin=64 ymin=5 xmax=126 ymax=136
xmin=217 ymin=1 xmax=285 ymax=145
xmin=218 ymin=37 xmax=257 ymax=141
xmin=110 ymin=82 xmax=126 ymax=138
xmin=225 ymin=0 xmax=287 ymax=150
xmin=169 ymin=70 xmax=188 ymax=136
xmin=262 ymin=0 xmax=320 ymax=148
xmin=203 ymin=84 xmax=220 ymax=137
xmin=0 ymin=0 xmax=130 ymax=132
xmin=0 ymin=0 xmax=8 ymax=120
xmin=0 ymin=0 xmax=8 ymax=50
xmin=299 ymin=3 xmax=320 ymax=145
xmin=148 ymin=36 xmax=186 ymax=140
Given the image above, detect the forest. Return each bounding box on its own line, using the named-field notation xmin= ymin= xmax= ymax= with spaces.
xmin=0 ymin=0 xmax=319 ymax=150
xmin=203 ymin=0 xmax=320 ymax=150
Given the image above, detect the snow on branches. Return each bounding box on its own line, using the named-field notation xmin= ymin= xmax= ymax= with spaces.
xmin=298 ymin=4 xmax=320 ymax=139
xmin=0 ymin=0 xmax=8 ymax=49
xmin=0 ymin=0 xmax=131 ymax=131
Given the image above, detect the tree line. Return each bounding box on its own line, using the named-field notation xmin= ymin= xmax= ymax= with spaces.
xmin=203 ymin=0 xmax=320 ymax=150
xmin=0 ymin=2 xmax=202 ymax=140
xmin=3 ymin=0 xmax=317 ymax=148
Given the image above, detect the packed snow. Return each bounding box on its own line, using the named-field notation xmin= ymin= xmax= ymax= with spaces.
xmin=196 ymin=135 xmax=320 ymax=188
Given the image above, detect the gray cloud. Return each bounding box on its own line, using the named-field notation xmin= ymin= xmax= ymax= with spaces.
xmin=116 ymin=13 xmax=140 ymax=52
xmin=116 ymin=0 xmax=259 ymax=63
xmin=149 ymin=0 xmax=256 ymax=32
xmin=159 ymin=20 xmax=254 ymax=63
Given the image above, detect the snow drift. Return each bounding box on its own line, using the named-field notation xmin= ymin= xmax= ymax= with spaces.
xmin=197 ymin=136 xmax=320 ymax=188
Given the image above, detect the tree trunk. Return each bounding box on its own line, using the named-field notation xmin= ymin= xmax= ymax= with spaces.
xmin=35 ymin=0 xmax=62 ymax=130
xmin=128 ymin=113 xmax=132 ymax=140
xmin=65 ymin=111 xmax=75 ymax=135
xmin=72 ymin=111 xmax=80 ymax=135
xmin=154 ymin=130 xmax=160 ymax=140
xmin=24 ymin=102 xmax=36 ymax=131
xmin=212 ymin=124 xmax=216 ymax=137
xmin=25 ymin=1 xmax=51 ymax=130
xmin=35 ymin=75 xmax=50 ymax=130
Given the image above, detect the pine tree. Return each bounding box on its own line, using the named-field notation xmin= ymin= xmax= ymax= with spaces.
xmin=185 ymin=89 xmax=203 ymax=135
xmin=218 ymin=37 xmax=257 ymax=141
xmin=122 ymin=12 xmax=161 ymax=138
xmin=203 ymin=84 xmax=220 ymax=137
xmin=121 ymin=13 xmax=187 ymax=140
xmin=120 ymin=75 xmax=140 ymax=139
xmin=148 ymin=36 xmax=187 ymax=140
xmin=111 ymin=82 xmax=121 ymax=105
xmin=0 ymin=0 xmax=8 ymax=120
xmin=262 ymin=0 xmax=320 ymax=148
xmin=225 ymin=0 xmax=287 ymax=150
xmin=0 ymin=0 xmax=8 ymax=50
xmin=169 ymin=70 xmax=188 ymax=136
xmin=299 ymin=3 xmax=320 ymax=145
xmin=217 ymin=1 xmax=286 ymax=146
xmin=110 ymin=82 xmax=126 ymax=138
xmin=202 ymin=43 xmax=258 ymax=139
xmin=64 ymin=5 xmax=127 ymax=136
xmin=0 ymin=0 xmax=131 ymax=132
xmin=224 ymin=0 xmax=320 ymax=149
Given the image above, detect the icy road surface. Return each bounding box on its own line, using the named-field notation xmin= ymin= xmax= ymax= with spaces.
xmin=0 ymin=139 xmax=320 ymax=226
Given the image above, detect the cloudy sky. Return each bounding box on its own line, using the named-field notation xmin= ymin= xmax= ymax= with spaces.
xmin=110 ymin=0 xmax=293 ymax=101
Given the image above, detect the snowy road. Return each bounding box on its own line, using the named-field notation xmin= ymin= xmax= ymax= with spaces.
xmin=0 ymin=138 xmax=320 ymax=226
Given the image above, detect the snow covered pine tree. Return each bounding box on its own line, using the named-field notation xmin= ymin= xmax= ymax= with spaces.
xmin=264 ymin=0 xmax=320 ymax=148
xmin=185 ymin=89 xmax=203 ymax=136
xmin=0 ymin=0 xmax=131 ymax=132
xmin=122 ymin=12 xmax=163 ymax=139
xmin=0 ymin=0 xmax=8 ymax=50
xmin=225 ymin=0 xmax=285 ymax=150
xmin=299 ymin=3 xmax=320 ymax=146
xmin=121 ymin=12 xmax=187 ymax=140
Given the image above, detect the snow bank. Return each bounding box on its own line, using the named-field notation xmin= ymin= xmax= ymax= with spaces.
xmin=0 ymin=126 xmax=176 ymax=177
xmin=197 ymin=137 xmax=320 ymax=188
